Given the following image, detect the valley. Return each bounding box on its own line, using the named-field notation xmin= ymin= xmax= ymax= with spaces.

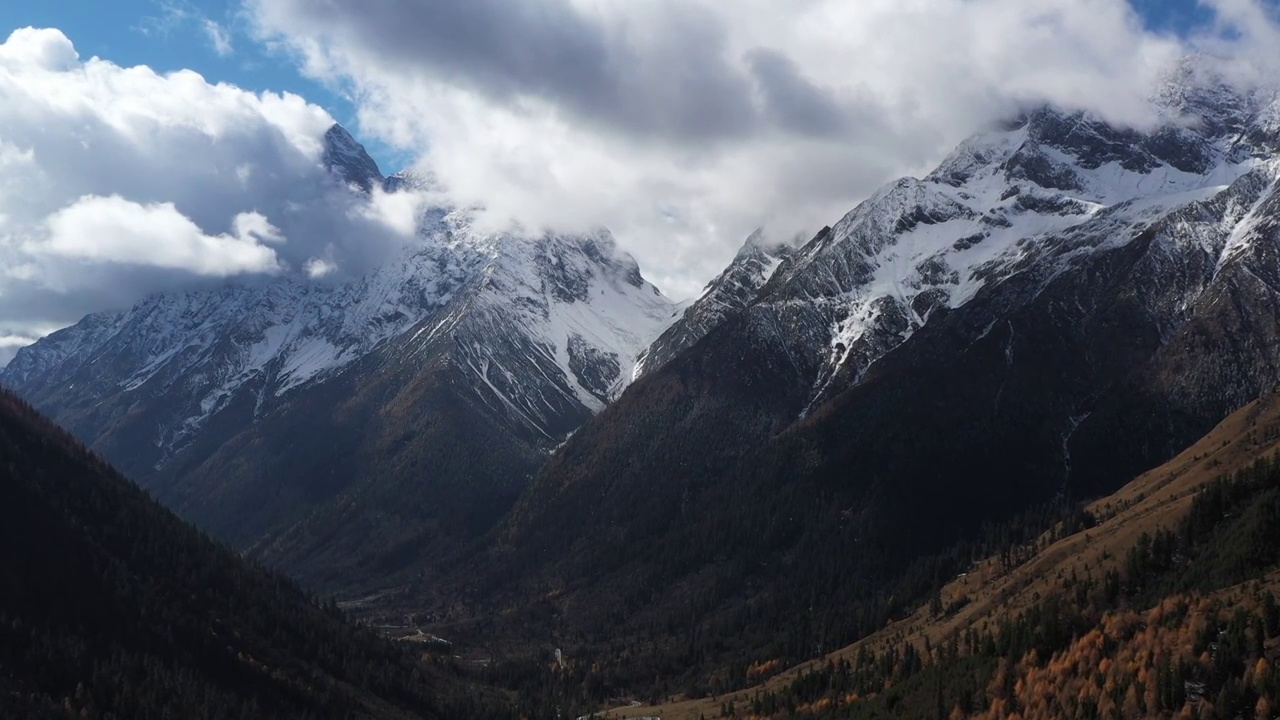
xmin=4 ymin=48 xmax=1280 ymax=720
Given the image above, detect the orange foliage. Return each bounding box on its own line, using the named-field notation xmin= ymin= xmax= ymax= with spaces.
xmin=745 ymin=658 xmax=781 ymax=681
xmin=1253 ymin=658 xmax=1271 ymax=690
xmin=963 ymin=590 xmax=1278 ymax=720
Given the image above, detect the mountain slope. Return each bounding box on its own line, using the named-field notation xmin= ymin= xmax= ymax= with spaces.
xmin=637 ymin=229 xmax=796 ymax=376
xmin=613 ymin=387 xmax=1280 ymax=718
xmin=707 ymin=395 xmax=1280 ymax=720
xmin=1 ymin=133 xmax=677 ymax=589
xmin=425 ymin=62 xmax=1280 ymax=699
xmin=0 ymin=388 xmax=500 ymax=720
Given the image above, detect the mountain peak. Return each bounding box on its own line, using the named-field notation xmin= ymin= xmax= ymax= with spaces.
xmin=384 ymin=168 xmax=441 ymax=193
xmin=635 ymin=229 xmax=796 ymax=377
xmin=734 ymin=227 xmax=800 ymax=261
xmin=322 ymin=123 xmax=384 ymax=193
xmin=1153 ymin=54 xmax=1262 ymax=138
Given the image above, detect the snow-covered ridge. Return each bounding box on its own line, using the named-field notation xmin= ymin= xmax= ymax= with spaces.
xmin=635 ymin=228 xmax=795 ymax=377
xmin=9 ymin=65 xmax=1280 ymax=463
xmin=427 ymin=224 xmax=676 ymax=429
xmin=741 ymin=66 xmax=1280 ymax=407
xmin=3 ymin=201 xmax=677 ymax=461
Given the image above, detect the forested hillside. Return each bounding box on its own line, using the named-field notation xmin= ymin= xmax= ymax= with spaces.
xmin=0 ymin=388 xmax=500 ymax=719
xmin=609 ymin=392 xmax=1280 ymax=719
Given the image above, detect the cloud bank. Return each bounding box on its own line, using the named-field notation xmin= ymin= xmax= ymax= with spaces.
xmin=248 ymin=0 xmax=1280 ymax=299
xmin=0 ymin=26 xmax=419 ymax=351
xmin=2 ymin=2 xmax=1279 ymax=366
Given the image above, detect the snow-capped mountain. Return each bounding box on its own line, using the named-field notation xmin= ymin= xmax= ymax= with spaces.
xmin=3 ymin=214 xmax=672 ymax=460
xmin=693 ymin=57 xmax=1280 ymax=410
xmin=473 ymin=60 xmax=1280 ymax=659
xmin=11 ymin=57 xmax=1280 ymax=611
xmin=636 ymin=229 xmax=795 ymax=376
xmin=0 ymin=125 xmax=676 ymax=584
xmin=322 ymin=124 xmax=385 ymax=193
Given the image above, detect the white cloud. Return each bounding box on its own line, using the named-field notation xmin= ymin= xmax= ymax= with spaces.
xmin=42 ymin=196 xmax=282 ymax=276
xmin=203 ymin=19 xmax=234 ymax=57
xmin=138 ymin=1 xmax=235 ymax=58
xmin=0 ymin=27 xmax=421 ymax=342
xmin=303 ymin=257 xmax=337 ymax=279
xmin=0 ymin=332 xmax=39 ymax=367
xmin=247 ymin=0 xmax=1280 ymax=299
xmin=0 ymin=26 xmax=79 ymax=71
xmin=355 ymin=186 xmax=425 ymax=237
xmin=5 ymin=1 xmax=1279 ymax=358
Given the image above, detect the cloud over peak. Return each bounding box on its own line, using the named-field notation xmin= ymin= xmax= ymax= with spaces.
xmin=0 ymin=27 xmax=418 ymax=337
xmin=3 ymin=2 xmax=1280 ymax=358
xmin=248 ymin=0 xmax=1279 ymax=298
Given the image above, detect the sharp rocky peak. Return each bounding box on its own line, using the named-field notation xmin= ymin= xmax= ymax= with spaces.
xmin=1155 ymin=54 xmax=1269 ymax=130
xmin=735 ymin=227 xmax=798 ymax=259
xmin=384 ymin=169 xmax=441 ymax=193
xmin=322 ymin=123 xmax=385 ymax=193
xmin=634 ymin=229 xmax=796 ymax=377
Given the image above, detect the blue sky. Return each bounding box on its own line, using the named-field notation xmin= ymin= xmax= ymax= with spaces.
xmin=1130 ymin=0 xmax=1218 ymax=32
xmin=0 ymin=0 xmax=1244 ymax=175
xmin=0 ymin=1 xmax=321 ymax=100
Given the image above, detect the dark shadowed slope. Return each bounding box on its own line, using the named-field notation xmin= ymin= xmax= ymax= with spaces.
xmin=614 ymin=387 xmax=1280 ymax=720
xmin=417 ymin=62 xmax=1280 ymax=700
xmin=0 ymin=387 xmax=500 ymax=719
